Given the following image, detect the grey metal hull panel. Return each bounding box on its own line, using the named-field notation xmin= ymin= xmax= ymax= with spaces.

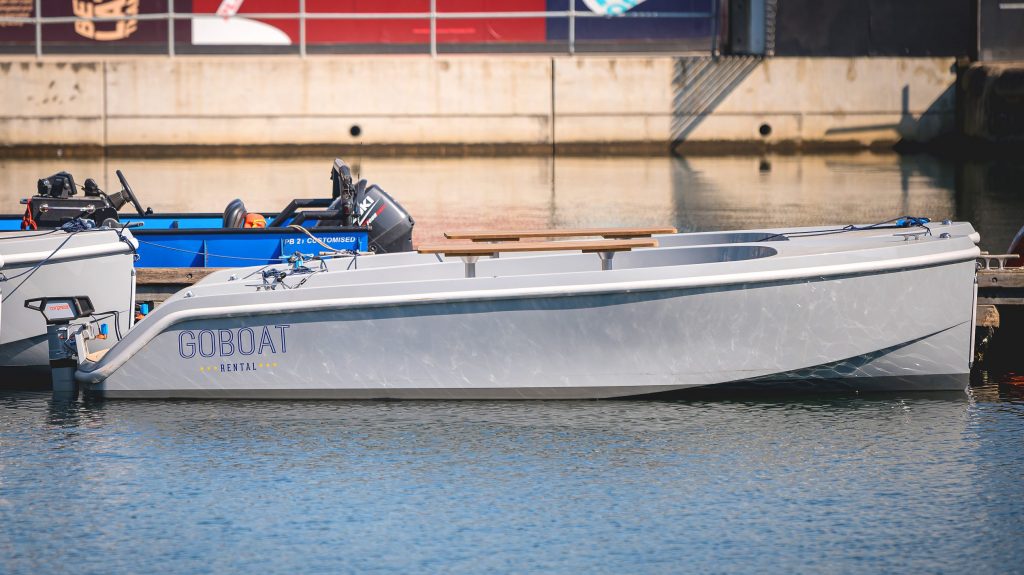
xmin=93 ymin=260 xmax=977 ymax=399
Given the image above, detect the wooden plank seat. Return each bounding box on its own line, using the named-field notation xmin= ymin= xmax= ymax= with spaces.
xmin=416 ymin=238 xmax=658 ymax=277
xmin=443 ymin=226 xmax=678 ymax=243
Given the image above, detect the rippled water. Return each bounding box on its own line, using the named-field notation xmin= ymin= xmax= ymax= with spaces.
xmin=2 ymin=387 xmax=1023 ymax=574
xmin=2 ymin=152 xmax=1024 ymax=573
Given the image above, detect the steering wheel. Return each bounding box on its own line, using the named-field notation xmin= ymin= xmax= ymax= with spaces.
xmin=116 ymin=169 xmax=146 ymax=216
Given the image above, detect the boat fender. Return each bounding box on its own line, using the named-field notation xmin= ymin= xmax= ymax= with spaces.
xmin=1008 ymin=224 xmax=1024 ymax=267
xmin=244 ymin=213 xmax=267 ymax=228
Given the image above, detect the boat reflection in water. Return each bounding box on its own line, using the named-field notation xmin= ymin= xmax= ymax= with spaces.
xmin=10 ymin=152 xmax=1019 ymax=247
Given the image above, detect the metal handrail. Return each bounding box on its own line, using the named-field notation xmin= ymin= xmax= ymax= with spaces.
xmin=2 ymin=4 xmax=719 ymax=58
xmin=3 ymin=10 xmax=714 ymax=24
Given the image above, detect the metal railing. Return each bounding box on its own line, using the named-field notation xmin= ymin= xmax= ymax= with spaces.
xmin=1 ymin=2 xmax=719 ymax=58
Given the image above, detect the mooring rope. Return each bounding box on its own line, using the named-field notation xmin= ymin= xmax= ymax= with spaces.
xmin=759 ymin=216 xmax=933 ymax=242
xmin=287 ymin=224 xmax=347 ymax=253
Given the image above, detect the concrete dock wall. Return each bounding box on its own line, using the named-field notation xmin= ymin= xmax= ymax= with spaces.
xmin=0 ymin=56 xmax=957 ymax=154
xmin=961 ymin=62 xmax=1024 ymax=145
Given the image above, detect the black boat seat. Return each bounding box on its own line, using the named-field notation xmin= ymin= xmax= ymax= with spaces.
xmin=222 ymin=198 xmax=247 ymax=228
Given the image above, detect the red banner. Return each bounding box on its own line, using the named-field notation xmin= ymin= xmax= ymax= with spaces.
xmin=190 ymin=0 xmax=547 ymax=45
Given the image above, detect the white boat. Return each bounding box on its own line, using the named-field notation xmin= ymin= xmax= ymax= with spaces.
xmin=54 ymin=220 xmax=980 ymax=399
xmin=0 ymin=228 xmax=137 ymax=377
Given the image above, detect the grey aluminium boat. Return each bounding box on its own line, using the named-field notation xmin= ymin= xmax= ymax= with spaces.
xmin=66 ymin=221 xmax=981 ymax=399
xmin=0 ymin=228 xmax=137 ymax=377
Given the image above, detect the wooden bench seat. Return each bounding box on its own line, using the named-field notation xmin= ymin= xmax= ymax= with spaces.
xmin=443 ymin=226 xmax=677 ymax=242
xmin=417 ymin=238 xmax=657 ymax=277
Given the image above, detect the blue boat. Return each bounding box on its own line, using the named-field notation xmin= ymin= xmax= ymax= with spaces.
xmin=0 ymin=159 xmax=414 ymax=268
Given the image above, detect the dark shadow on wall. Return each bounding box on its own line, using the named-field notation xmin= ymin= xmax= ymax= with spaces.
xmin=670 ymin=56 xmax=762 ymax=147
xmin=823 ymin=83 xmax=957 ymax=144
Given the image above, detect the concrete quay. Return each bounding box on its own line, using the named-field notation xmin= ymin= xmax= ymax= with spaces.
xmin=960 ymin=61 xmax=1024 ymax=148
xmin=0 ymin=56 xmax=957 ymax=156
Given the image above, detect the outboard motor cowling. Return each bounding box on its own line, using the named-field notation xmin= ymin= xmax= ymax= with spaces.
xmin=355 ymin=183 xmax=414 ymax=254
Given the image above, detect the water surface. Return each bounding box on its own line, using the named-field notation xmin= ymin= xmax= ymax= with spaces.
xmin=2 ymin=386 xmax=1023 ymax=574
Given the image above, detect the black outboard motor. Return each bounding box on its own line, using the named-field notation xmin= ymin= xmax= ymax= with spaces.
xmin=355 ymin=182 xmax=415 ymax=253
xmin=23 ymin=172 xmax=127 ymax=229
xmin=325 ymin=159 xmax=414 ymax=253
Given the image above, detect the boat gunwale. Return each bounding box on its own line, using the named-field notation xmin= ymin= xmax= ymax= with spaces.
xmin=130 ymin=225 xmax=370 ymax=237
xmin=0 ymin=213 xmax=370 ymax=236
xmin=0 ymin=229 xmax=137 ymax=267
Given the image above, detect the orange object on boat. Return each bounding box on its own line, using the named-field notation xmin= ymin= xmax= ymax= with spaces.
xmin=244 ymin=213 xmax=267 ymax=228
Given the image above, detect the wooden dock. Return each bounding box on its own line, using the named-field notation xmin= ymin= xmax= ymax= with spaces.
xmin=136 ymin=268 xmax=223 ymax=305
xmin=974 ymin=266 xmax=1023 ymax=364
xmin=977 ymin=268 xmax=1024 ymax=307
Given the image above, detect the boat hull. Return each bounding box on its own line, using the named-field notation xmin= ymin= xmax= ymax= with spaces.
xmin=0 ymin=231 xmax=137 ymax=377
xmin=130 ymin=226 xmax=368 ymax=268
xmin=89 ymin=259 xmax=977 ymax=399
xmin=0 ymin=214 xmax=371 ymax=268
